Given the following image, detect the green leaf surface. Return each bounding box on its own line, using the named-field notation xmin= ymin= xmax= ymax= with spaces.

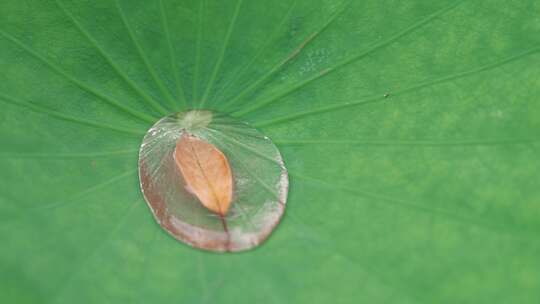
xmin=1 ymin=0 xmax=539 ymax=303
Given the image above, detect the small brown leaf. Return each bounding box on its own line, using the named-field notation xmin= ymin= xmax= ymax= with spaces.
xmin=174 ymin=134 xmax=233 ymax=216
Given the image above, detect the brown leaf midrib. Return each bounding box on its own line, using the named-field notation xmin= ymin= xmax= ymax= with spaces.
xmin=184 ymin=135 xmax=230 ymax=235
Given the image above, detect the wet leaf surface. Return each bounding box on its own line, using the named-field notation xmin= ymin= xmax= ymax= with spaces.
xmin=139 ymin=111 xmax=287 ymax=252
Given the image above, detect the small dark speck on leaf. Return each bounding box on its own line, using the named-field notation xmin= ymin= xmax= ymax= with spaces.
xmin=384 ymin=93 xmax=390 ymax=98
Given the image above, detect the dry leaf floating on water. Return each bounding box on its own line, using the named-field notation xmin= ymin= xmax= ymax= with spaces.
xmin=174 ymin=134 xmax=233 ymax=216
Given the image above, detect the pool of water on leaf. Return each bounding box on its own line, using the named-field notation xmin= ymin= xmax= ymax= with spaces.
xmin=138 ymin=110 xmax=288 ymax=252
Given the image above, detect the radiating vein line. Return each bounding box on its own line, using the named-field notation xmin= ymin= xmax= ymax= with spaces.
xmin=54 ymin=0 xmax=169 ymax=116
xmin=200 ymin=275 xmax=226 ymax=304
xmin=284 ymin=215 xmax=428 ymax=303
xmin=134 ymin=228 xmax=161 ymax=304
xmin=290 ymin=171 xmax=536 ymax=240
xmin=274 ymin=138 xmax=540 ymax=147
xmin=30 ymin=169 xmax=138 ymax=211
xmin=192 ymin=0 xmax=205 ymax=104
xmin=253 ymin=46 xmax=540 ymax=128
xmin=206 ymin=129 xmax=280 ymax=200
xmin=338 ymin=254 xmax=430 ymax=304
xmin=199 ymin=0 xmax=244 ymax=108
xmin=207 ymin=124 xmax=265 ymax=141
xmin=234 ymin=0 xmax=465 ymax=117
xmin=0 ymin=149 xmax=138 ymax=159
xmin=209 ymin=130 xmax=283 ymax=166
xmin=0 ymin=30 xmax=156 ymax=123
xmin=0 ymin=93 xmax=145 ymax=136
xmin=48 ymin=199 xmax=142 ymax=304
xmin=210 ymin=1 xmax=297 ymax=105
xmin=311 ymin=235 xmax=429 ymax=304
xmin=196 ymin=254 xmax=211 ymax=304
xmin=280 ymin=209 xmax=327 ymax=245
xmin=159 ymin=0 xmax=188 ymax=109
xmin=114 ymin=0 xmax=178 ymax=111
xmin=231 ymin=203 xmax=258 ymax=231
xmin=0 ymin=192 xmax=22 ymax=205
xmin=221 ymin=1 xmax=351 ymax=110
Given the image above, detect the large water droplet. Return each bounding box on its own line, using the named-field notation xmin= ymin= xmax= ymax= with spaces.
xmin=138 ymin=110 xmax=288 ymax=252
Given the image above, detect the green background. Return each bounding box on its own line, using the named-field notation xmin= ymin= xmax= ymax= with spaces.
xmin=1 ymin=0 xmax=539 ymax=303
